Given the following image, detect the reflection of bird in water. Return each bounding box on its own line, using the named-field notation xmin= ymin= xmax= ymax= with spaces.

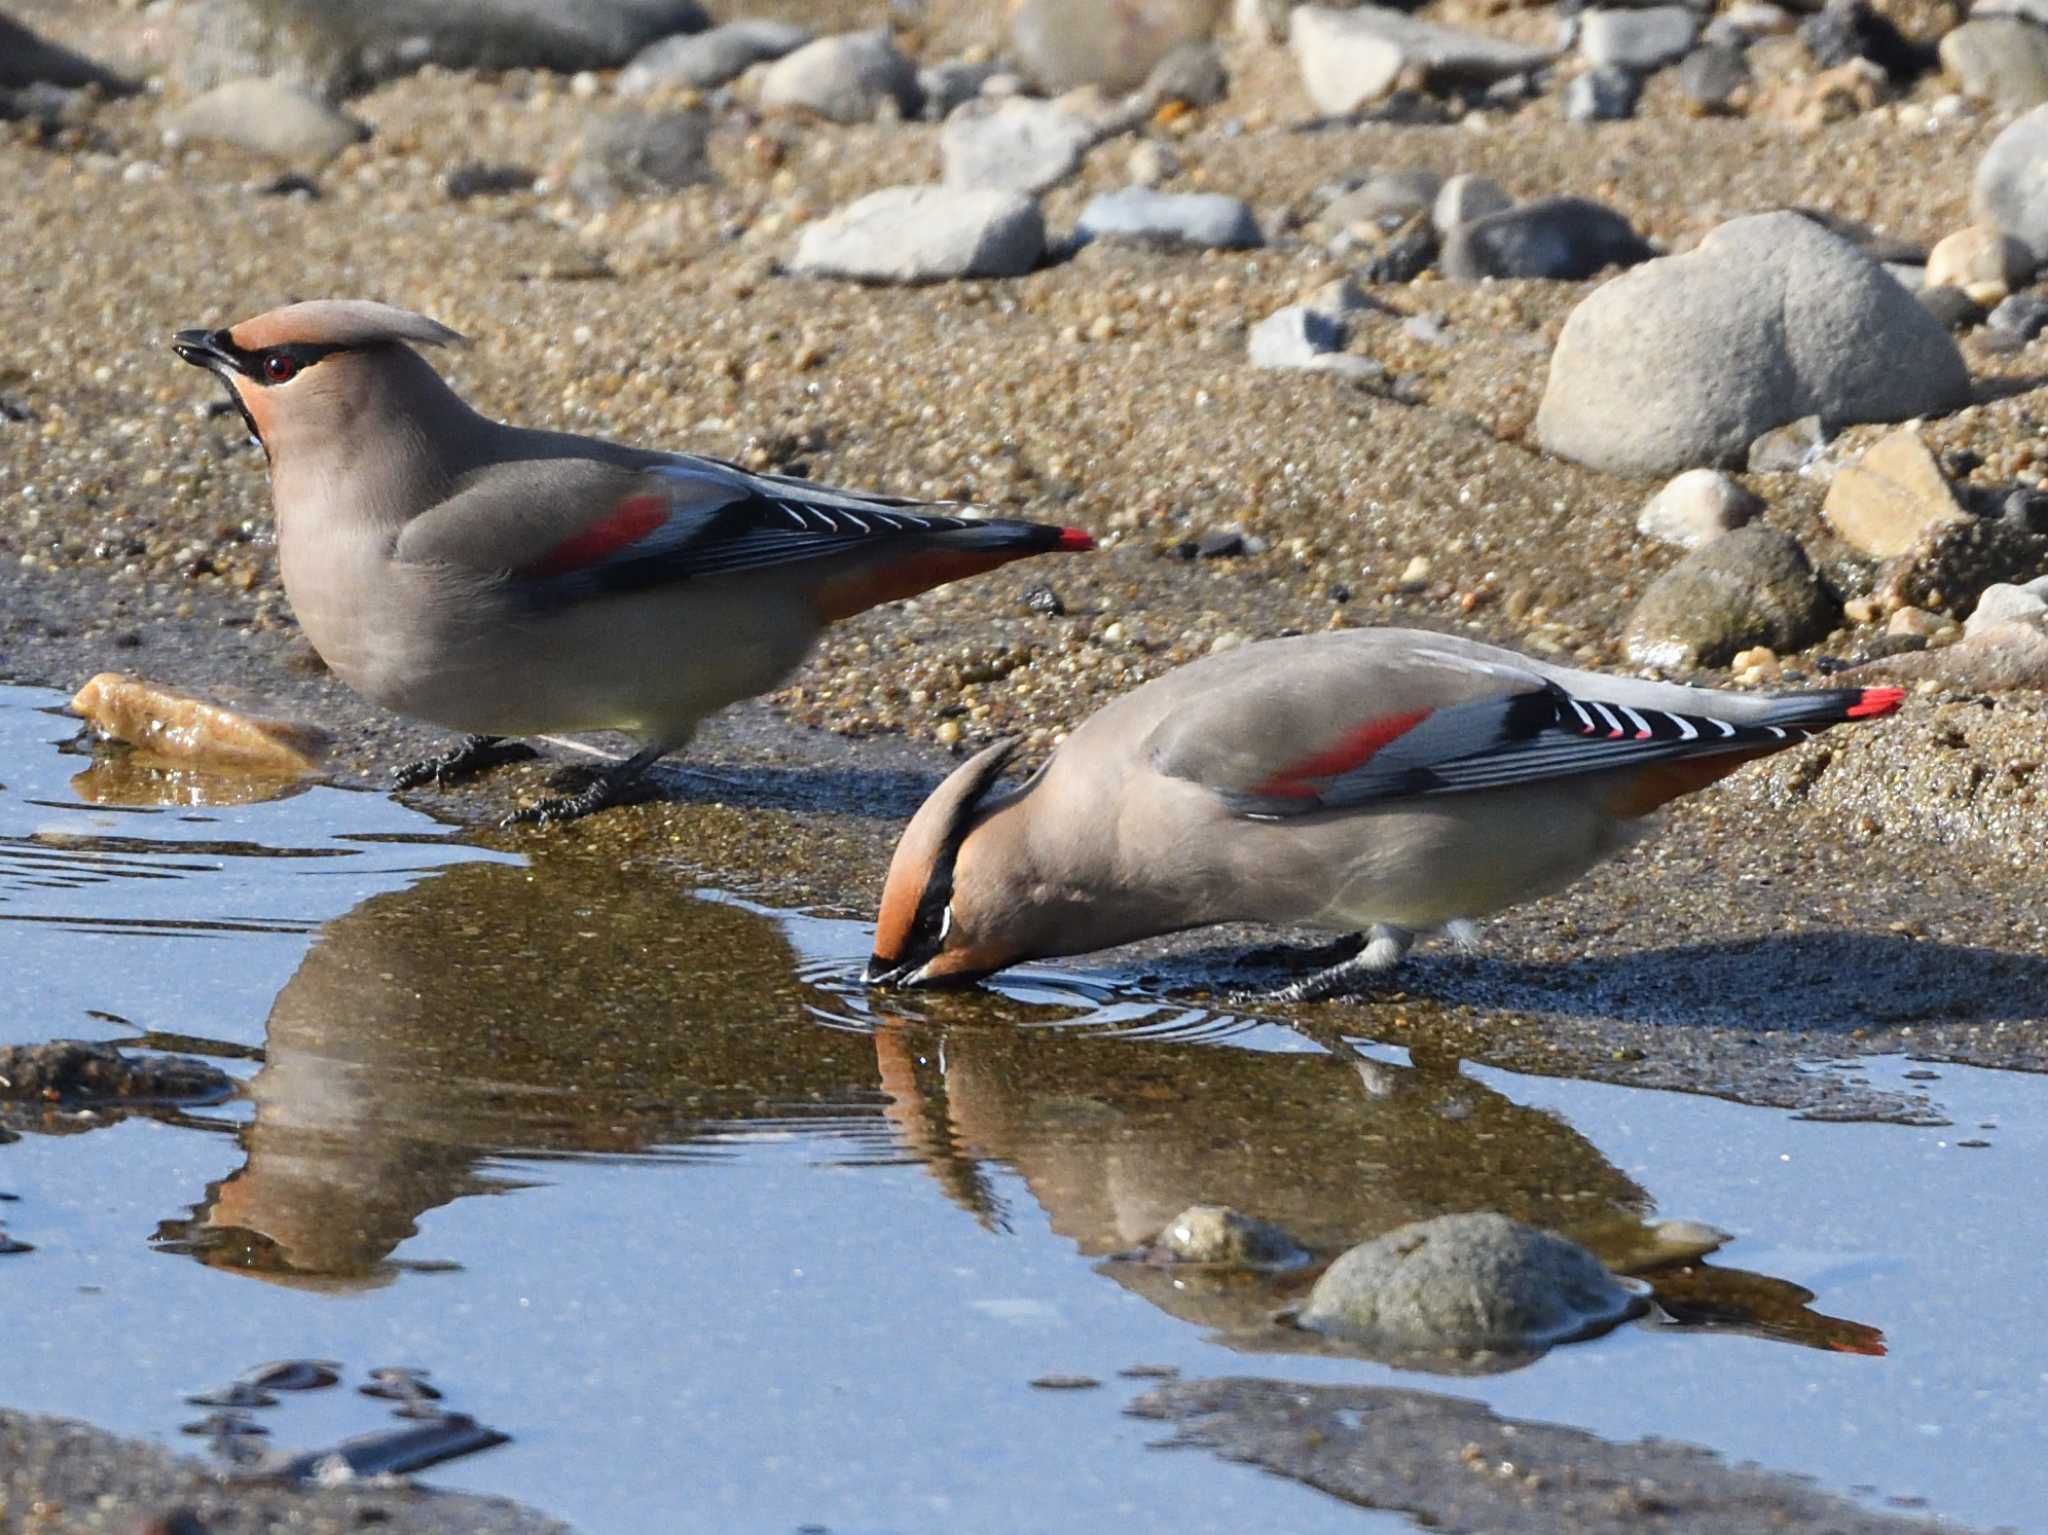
xmin=868 ymin=1017 xmax=1882 ymax=1364
xmin=156 ymin=854 xmax=885 ymax=1288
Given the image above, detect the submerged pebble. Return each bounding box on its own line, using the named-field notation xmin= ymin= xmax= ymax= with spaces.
xmin=69 ymin=674 xmax=331 ymax=777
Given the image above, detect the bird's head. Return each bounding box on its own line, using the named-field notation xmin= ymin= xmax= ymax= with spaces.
xmin=865 ymin=738 xmax=1038 ymax=989
xmin=172 ymin=300 xmax=465 ymax=463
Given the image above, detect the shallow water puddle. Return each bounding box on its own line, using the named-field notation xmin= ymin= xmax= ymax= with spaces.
xmin=2 ymin=683 xmax=2046 ymax=1533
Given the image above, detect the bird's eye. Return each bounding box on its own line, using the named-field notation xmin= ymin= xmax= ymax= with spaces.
xmin=262 ymin=353 xmax=297 ymax=384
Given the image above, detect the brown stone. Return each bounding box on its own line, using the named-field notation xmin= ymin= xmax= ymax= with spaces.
xmin=1822 ymin=429 xmax=1968 ymax=559
xmin=69 ymin=674 xmax=331 ymax=776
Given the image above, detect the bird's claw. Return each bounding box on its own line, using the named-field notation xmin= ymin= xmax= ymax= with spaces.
xmin=393 ymin=735 xmax=531 ymax=790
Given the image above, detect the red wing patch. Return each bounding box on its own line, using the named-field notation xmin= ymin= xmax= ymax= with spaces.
xmin=1248 ymin=709 xmax=1432 ymax=801
xmin=521 ymin=493 xmax=668 ymax=579
xmin=1846 ymin=687 xmax=1905 ymax=719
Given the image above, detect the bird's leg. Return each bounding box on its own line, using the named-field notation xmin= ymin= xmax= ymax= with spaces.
xmin=503 ymin=744 xmax=668 ymax=827
xmin=393 ymin=734 xmax=533 ymax=790
xmin=1267 ymin=923 xmax=1415 ymax=1005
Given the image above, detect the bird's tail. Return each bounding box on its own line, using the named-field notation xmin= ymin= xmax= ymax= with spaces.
xmin=810 ymin=518 xmax=1094 ymax=622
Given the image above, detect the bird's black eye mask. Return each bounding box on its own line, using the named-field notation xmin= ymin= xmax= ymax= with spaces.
xmin=170 ymin=329 xmax=352 ymax=449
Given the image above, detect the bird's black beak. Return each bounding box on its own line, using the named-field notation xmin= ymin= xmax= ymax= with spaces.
xmin=863 ymin=954 xmax=913 ymax=987
xmin=171 ymin=327 xmax=241 ymax=376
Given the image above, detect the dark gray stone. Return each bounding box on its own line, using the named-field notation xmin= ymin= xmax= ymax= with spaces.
xmin=1441 ymin=196 xmax=1652 ymax=281
xmin=1142 ymin=40 xmax=1229 ymax=106
xmin=1623 ymin=525 xmax=1838 ymax=669
xmin=1075 ymin=188 xmax=1262 ymax=250
xmin=1537 ymin=212 xmax=1973 ymax=475
xmin=1677 ymin=41 xmax=1751 ymax=109
xmin=1918 ymin=284 xmax=1987 ymax=331
xmin=618 ymin=19 xmax=811 ymax=93
xmin=1799 ymin=0 xmax=1928 ymax=77
xmin=0 ymin=13 xmax=136 ymax=91
xmin=1988 ymin=290 xmax=2048 ymax=340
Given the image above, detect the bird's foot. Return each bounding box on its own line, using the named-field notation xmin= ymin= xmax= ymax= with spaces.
xmin=502 ymin=745 xmax=666 ymax=828
xmin=393 ymin=735 xmax=533 ymax=790
xmin=1265 ymin=924 xmax=1414 ymax=1006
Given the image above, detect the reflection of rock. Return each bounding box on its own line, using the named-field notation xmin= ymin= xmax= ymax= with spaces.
xmin=876 ymin=1024 xmax=1880 ymax=1364
xmin=160 ymin=856 xmax=880 ymax=1288
xmin=1294 ymin=1212 xmax=1646 ymax=1363
xmin=1129 ymin=1378 xmax=1956 ymax=1534
xmin=0 ymin=1040 xmax=231 ymax=1140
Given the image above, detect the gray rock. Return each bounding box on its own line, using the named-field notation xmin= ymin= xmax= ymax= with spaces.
xmin=1636 ymin=468 xmax=1761 ymax=547
xmin=181 ymin=0 xmax=707 ymax=94
xmin=1295 ymin=1213 xmax=1644 ymax=1357
xmin=1965 ymin=575 xmax=2048 ymax=634
xmin=1564 ymin=63 xmax=1642 ymax=119
xmin=167 ymin=77 xmax=369 ymax=166
xmin=1325 ymin=169 xmax=1442 ymax=233
xmin=1142 ymin=40 xmax=1230 ymax=106
xmin=790 ymin=186 xmax=1045 ymax=283
xmin=1579 ymin=5 xmax=1700 ymax=69
xmin=759 ymin=30 xmax=920 ymax=123
xmin=918 ymin=58 xmax=1001 ymax=120
xmin=1536 ymin=212 xmax=1974 ymax=476
xmin=0 ymin=1040 xmax=230 ymax=1104
xmin=1846 ymin=617 xmax=2048 ymax=689
xmin=1441 ymin=197 xmax=1652 ymax=281
xmin=1747 ymin=414 xmax=1828 ymax=472
xmin=1919 ymin=284 xmax=1987 ymax=330
xmin=1990 ymin=289 xmax=2048 ymax=339
xmin=1623 ymin=525 xmax=1837 ymax=669
xmin=0 ymin=13 xmax=135 ymax=91
xmin=1011 ymin=0 xmax=1227 ymax=94
xmin=1292 ymin=3 xmax=1555 ymax=115
xmin=1432 ymin=173 xmax=1513 ymax=235
xmin=618 ymin=19 xmax=811 ymax=93
xmin=570 ymin=109 xmax=710 ymax=202
xmin=941 ymin=99 xmax=1096 ymax=195
xmin=1972 ymin=102 xmax=2048 ymax=266
xmin=1149 ymin=1205 xmax=1308 ymax=1267
xmin=1249 ymin=304 xmax=1346 ymax=367
xmin=1075 ymin=187 xmax=1263 ymax=249
xmin=1940 ymin=18 xmax=2048 ymax=110
xmin=1677 ymin=41 xmax=1751 ymax=109
xmin=1305 ymin=274 xmax=1381 ymax=318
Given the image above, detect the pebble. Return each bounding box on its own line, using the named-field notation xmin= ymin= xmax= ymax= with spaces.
xmin=1730 ymin=644 xmax=1783 ymax=682
xmin=1966 ymin=576 xmax=2048 ymax=635
xmin=1430 ymin=172 xmax=1512 ymax=235
xmin=1578 ymin=6 xmax=1701 ymax=70
xmin=618 ymin=20 xmax=812 ymax=94
xmin=1010 ymin=0 xmax=1224 ymax=94
xmin=165 ymin=78 xmax=370 ymax=167
xmin=1440 ymin=196 xmax=1652 ymax=281
xmin=1141 ymin=41 xmax=1230 ymax=108
xmin=1677 ymin=42 xmax=1752 ymax=113
xmin=1325 ymin=168 xmax=1442 ymax=231
xmin=1291 ymin=3 xmax=1555 ymax=115
xmin=790 ymin=186 xmax=1045 ymax=283
xmin=1887 ymin=604 xmax=1950 ymax=639
xmin=759 ymin=30 xmax=920 ymax=124
xmin=1635 ymin=468 xmax=1761 ymax=548
xmin=1939 ymin=19 xmax=2048 ymax=113
xmin=1563 ymin=65 xmax=1642 ymax=121
xmin=1248 ymin=304 xmax=1346 ymax=368
xmin=1988 ymin=290 xmax=2048 ymax=341
xmin=1074 ymin=187 xmax=1263 ymax=249
xmin=919 ymin=58 xmax=1001 ymax=120
xmin=1295 ymin=1213 xmax=1644 ymax=1358
xmin=1974 ymin=104 xmax=2048 ymax=267
xmin=1538 ymin=212 xmax=1972 ymax=476
xmin=1799 ymin=0 xmax=1919 ymax=77
xmin=941 ymin=99 xmax=1096 ymax=195
xmin=1822 ymin=428 xmax=1970 ymax=559
xmin=1148 ymin=1205 xmax=1307 ymax=1266
xmin=1622 ymin=525 xmax=1837 ymax=669
xmin=569 ymin=109 xmax=710 ymax=203
xmin=1925 ymin=224 xmax=2031 ymax=307
xmin=1126 ymin=140 xmax=1181 ymax=186
xmin=1917 ymin=284 xmax=1986 ymax=331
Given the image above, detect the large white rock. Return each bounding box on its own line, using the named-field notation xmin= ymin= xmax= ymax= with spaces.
xmin=790 ymin=186 xmax=1045 ymax=283
xmin=1536 ymin=212 xmax=1973 ymax=476
xmin=1972 ymin=102 xmax=2048 ymax=266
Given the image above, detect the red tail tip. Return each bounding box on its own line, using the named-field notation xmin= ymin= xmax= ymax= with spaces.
xmin=1846 ymin=687 xmax=1905 ymax=720
xmin=1055 ymin=527 xmax=1096 ymax=552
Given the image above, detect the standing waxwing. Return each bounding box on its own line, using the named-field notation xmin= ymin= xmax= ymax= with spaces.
xmin=172 ymin=300 xmax=1094 ymax=824
xmin=865 ymin=629 xmax=1905 ymax=999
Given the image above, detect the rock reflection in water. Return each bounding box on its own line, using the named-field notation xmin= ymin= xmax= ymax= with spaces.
xmin=869 ymin=1020 xmax=1883 ymax=1364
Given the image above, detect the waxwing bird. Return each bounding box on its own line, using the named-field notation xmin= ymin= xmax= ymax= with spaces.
xmin=172 ymin=300 xmax=1095 ymax=824
xmin=865 ymin=629 xmax=1905 ymax=1000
